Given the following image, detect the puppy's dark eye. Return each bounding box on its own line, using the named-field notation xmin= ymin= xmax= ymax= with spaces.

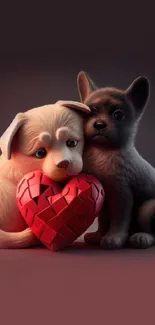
xmin=66 ymin=139 xmax=78 ymax=147
xmin=35 ymin=148 xmax=47 ymax=159
xmin=112 ymin=109 xmax=125 ymax=121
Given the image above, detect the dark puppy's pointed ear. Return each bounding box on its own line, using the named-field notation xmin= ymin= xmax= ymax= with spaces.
xmin=125 ymin=76 xmax=150 ymax=117
xmin=77 ymin=71 xmax=97 ymax=103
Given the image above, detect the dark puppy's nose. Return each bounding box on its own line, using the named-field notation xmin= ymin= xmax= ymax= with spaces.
xmin=57 ymin=160 xmax=70 ymax=169
xmin=93 ymin=120 xmax=107 ymax=130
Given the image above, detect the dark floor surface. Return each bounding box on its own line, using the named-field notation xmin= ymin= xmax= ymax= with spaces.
xmin=1 ymin=221 xmax=155 ymax=325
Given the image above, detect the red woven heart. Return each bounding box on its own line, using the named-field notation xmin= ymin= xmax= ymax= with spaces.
xmin=16 ymin=170 xmax=104 ymax=251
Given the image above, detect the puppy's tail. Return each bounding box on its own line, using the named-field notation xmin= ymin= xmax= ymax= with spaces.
xmin=0 ymin=227 xmax=40 ymax=249
xmin=138 ymin=199 xmax=155 ymax=233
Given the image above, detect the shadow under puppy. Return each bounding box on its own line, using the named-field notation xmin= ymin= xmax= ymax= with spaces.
xmin=77 ymin=71 xmax=155 ymax=249
xmin=0 ymin=100 xmax=90 ymax=248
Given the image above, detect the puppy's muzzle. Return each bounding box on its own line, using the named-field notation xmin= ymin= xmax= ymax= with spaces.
xmin=57 ymin=159 xmax=70 ymax=169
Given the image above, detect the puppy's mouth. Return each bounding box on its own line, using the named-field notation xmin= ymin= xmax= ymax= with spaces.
xmin=93 ymin=133 xmax=104 ymax=138
xmin=45 ymin=168 xmax=70 ymax=182
xmin=92 ymin=130 xmax=108 ymax=139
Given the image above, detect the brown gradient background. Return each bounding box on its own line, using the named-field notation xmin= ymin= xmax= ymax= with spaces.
xmin=0 ymin=2 xmax=155 ymax=325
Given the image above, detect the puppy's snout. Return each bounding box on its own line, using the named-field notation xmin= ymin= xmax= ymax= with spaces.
xmin=93 ymin=120 xmax=107 ymax=130
xmin=57 ymin=159 xmax=70 ymax=169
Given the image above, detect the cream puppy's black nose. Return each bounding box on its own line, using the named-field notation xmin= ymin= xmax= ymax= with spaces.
xmin=57 ymin=160 xmax=70 ymax=169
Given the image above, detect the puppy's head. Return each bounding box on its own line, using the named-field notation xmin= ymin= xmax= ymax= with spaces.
xmin=0 ymin=101 xmax=90 ymax=181
xmin=77 ymin=71 xmax=150 ymax=149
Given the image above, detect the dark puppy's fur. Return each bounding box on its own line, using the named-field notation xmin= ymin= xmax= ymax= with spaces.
xmin=77 ymin=71 xmax=155 ymax=249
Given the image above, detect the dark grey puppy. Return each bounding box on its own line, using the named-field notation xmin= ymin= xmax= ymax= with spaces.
xmin=77 ymin=71 xmax=155 ymax=249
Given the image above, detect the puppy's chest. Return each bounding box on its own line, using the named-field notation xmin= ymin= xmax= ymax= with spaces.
xmin=83 ymin=147 xmax=123 ymax=182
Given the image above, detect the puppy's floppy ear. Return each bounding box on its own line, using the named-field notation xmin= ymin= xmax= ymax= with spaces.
xmin=77 ymin=71 xmax=97 ymax=103
xmin=125 ymin=76 xmax=150 ymax=117
xmin=57 ymin=100 xmax=91 ymax=114
xmin=0 ymin=112 xmax=26 ymax=159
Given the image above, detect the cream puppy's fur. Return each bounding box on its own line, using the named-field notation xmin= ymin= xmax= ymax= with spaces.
xmin=0 ymin=100 xmax=90 ymax=248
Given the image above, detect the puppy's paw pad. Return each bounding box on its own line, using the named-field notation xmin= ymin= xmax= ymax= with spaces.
xmin=129 ymin=232 xmax=154 ymax=249
xmin=84 ymin=231 xmax=101 ymax=246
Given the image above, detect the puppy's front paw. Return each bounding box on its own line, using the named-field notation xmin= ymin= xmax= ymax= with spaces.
xmin=129 ymin=232 xmax=155 ymax=249
xmin=84 ymin=231 xmax=101 ymax=246
xmin=100 ymin=232 xmax=128 ymax=249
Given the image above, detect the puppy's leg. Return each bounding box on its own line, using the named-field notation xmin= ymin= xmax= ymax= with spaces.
xmin=84 ymin=204 xmax=108 ymax=246
xmin=137 ymin=199 xmax=155 ymax=233
xmin=100 ymin=182 xmax=133 ymax=249
xmin=129 ymin=199 xmax=155 ymax=249
xmin=0 ymin=227 xmax=41 ymax=249
xmin=0 ymin=180 xmax=40 ymax=248
xmin=84 ymin=229 xmax=101 ymax=246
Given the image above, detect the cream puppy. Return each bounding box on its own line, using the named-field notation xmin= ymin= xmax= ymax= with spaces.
xmin=0 ymin=100 xmax=90 ymax=248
